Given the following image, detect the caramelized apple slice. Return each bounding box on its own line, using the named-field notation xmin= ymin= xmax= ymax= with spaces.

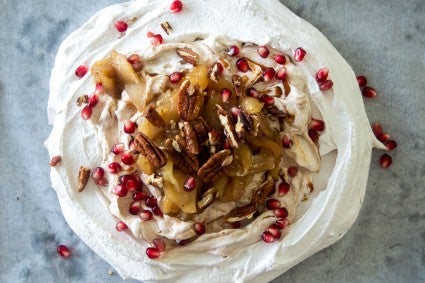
xmin=110 ymin=50 xmax=140 ymax=85
xmin=91 ymin=58 xmax=119 ymax=98
xmin=185 ymin=64 xmax=209 ymax=91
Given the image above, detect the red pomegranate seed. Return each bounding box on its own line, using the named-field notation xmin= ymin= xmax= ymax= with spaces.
xmin=261 ymin=231 xmax=275 ymax=243
xmin=123 ymin=175 xmax=142 ymax=192
xmin=273 ymin=54 xmax=286 ymax=65
xmin=221 ymin=88 xmax=232 ymax=103
xmin=287 ymin=166 xmax=298 ymax=177
xmin=113 ymin=185 xmax=128 ymax=197
xmin=310 ymin=118 xmax=325 ymax=131
xmin=87 ymin=94 xmax=99 ymax=108
xmin=127 ymin=54 xmax=140 ymax=64
xmin=170 ymin=0 xmax=183 ymax=13
xmin=281 ymin=135 xmax=292 ymax=148
xmin=231 ymin=221 xmax=241 ymax=228
xmin=94 ymin=83 xmax=104 ymax=95
xmin=362 ymin=86 xmax=377 ymax=98
xmin=146 ymin=247 xmax=161 ymax=259
xmin=123 ymin=119 xmax=136 ymax=134
xmin=49 ymin=155 xmax=62 ymax=167
xmin=111 ymin=143 xmax=125 ymax=155
xmin=257 ymin=46 xmax=270 ymax=58
xmin=267 ymin=224 xmax=282 ymax=239
xmin=275 ymin=218 xmax=289 ymax=229
xmin=184 ymin=176 xmax=197 ymax=192
xmin=151 ymin=34 xmax=163 ymax=45
xmin=57 ymin=245 xmax=71 ymax=258
xmin=169 ymin=72 xmax=182 ymax=83
xmin=115 ymin=221 xmax=128 ymax=232
xmin=133 ymin=191 xmax=147 ymax=201
xmin=81 ymin=105 xmax=92 ymax=120
xmin=152 ymin=206 xmax=163 ymax=217
xmin=228 ymin=45 xmax=240 ymax=56
xmin=139 ymin=210 xmax=153 ymax=221
xmin=276 ymin=67 xmax=288 ymax=80
xmin=308 ymin=129 xmax=319 ymax=143
xmin=318 ymin=79 xmax=334 ymax=91
xmin=75 ymin=64 xmax=88 ymax=78
xmin=95 ymin=178 xmax=108 ymax=187
xmin=377 ymin=133 xmax=391 ymax=143
xmin=266 ymin=198 xmax=281 ymax=210
xmin=194 ymin=222 xmax=206 ymax=235
xmin=356 ymin=75 xmax=368 ymax=87
xmin=372 ymin=122 xmax=383 ymax=137
xmin=261 ymin=95 xmax=275 ymax=106
xmin=115 ymin=20 xmax=128 ymax=32
xmin=146 ymin=31 xmax=154 ymax=38
xmin=385 ymin=140 xmax=397 ymax=151
xmin=108 ymin=162 xmax=122 ymax=174
xmin=121 ymin=151 xmax=135 ymax=165
xmin=145 ymin=195 xmax=158 ymax=208
xmin=278 ymin=180 xmax=290 ymax=196
xmin=236 ymin=57 xmax=249 ymax=72
xmin=247 ymin=87 xmax=260 ymax=98
xmin=153 ymin=238 xmax=167 ymax=252
xmin=274 ymin=207 xmax=289 ymax=218
xmin=91 ymin=167 xmax=105 ymax=181
xmin=263 ymin=68 xmax=276 ymax=82
xmin=129 ymin=201 xmax=142 ymax=215
xmin=230 ymin=107 xmax=241 ymax=118
xmin=380 ymin=153 xmax=393 ymax=168
xmin=316 ymin=67 xmax=329 ymax=82
xmin=294 ymin=47 xmax=306 ymax=62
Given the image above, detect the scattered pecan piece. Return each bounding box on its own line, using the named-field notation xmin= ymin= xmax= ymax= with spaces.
xmin=226 ymin=203 xmax=257 ymax=222
xmin=160 ymin=21 xmax=173 ymax=35
xmin=176 ymin=48 xmax=199 ymax=65
xmin=165 ymin=139 xmax=199 ymax=174
xmin=183 ymin=122 xmax=200 ymax=155
xmin=191 ymin=117 xmax=210 ymax=142
xmin=197 ymin=149 xmax=232 ymax=182
xmin=78 ymin=166 xmax=90 ymax=192
xmin=198 ymin=187 xmax=218 ymax=209
xmin=133 ymin=132 xmax=167 ymax=168
xmin=217 ymin=106 xmax=239 ymax=148
xmin=76 ymin=95 xmax=88 ymax=107
xmin=50 ymin=155 xmax=62 ymax=167
xmin=266 ymin=105 xmax=287 ymax=118
xmin=145 ymin=106 xmax=166 ymax=128
xmin=250 ymin=175 xmax=275 ymax=205
xmin=208 ymin=129 xmax=222 ymax=146
xmin=208 ymin=62 xmax=222 ymax=83
xmin=178 ymin=80 xmax=203 ymax=121
xmin=231 ymin=74 xmax=244 ymax=97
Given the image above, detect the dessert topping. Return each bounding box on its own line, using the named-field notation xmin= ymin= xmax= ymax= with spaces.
xmin=77 ymin=166 xmax=90 ymax=192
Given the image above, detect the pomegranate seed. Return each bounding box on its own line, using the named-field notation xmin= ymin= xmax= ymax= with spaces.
xmin=111 ymin=143 xmax=125 ymax=155
xmin=380 ymin=153 xmax=393 ymax=168
xmin=49 ymin=155 xmax=61 ymax=167
xmin=263 ymin=68 xmax=276 ymax=82
xmin=146 ymin=31 xmax=154 ymax=38
xmin=275 ymin=218 xmax=289 ymax=229
xmin=94 ymin=83 xmax=104 ymax=95
xmin=146 ymin=247 xmax=161 ymax=259
xmin=152 ymin=206 xmax=163 ymax=217
xmin=278 ymin=180 xmax=290 ymax=196
xmin=276 ymin=67 xmax=287 ymax=80
xmin=131 ymin=61 xmax=144 ymax=72
xmin=169 ymin=72 xmax=182 ymax=83
xmin=356 ymin=75 xmax=368 ymax=87
xmin=236 ymin=57 xmax=249 ymax=72
xmin=184 ymin=176 xmax=197 ymax=192
xmin=88 ymin=94 xmax=99 ymax=107
xmin=113 ymin=185 xmax=128 ymax=197
xmin=267 ymin=224 xmax=282 ymax=239
xmin=247 ymin=87 xmax=260 ymax=98
xmin=308 ymin=129 xmax=319 ymax=143
xmin=266 ymin=198 xmax=281 ymax=210
xmin=123 ymin=119 xmax=136 ymax=134
xmin=121 ymin=151 xmax=135 ymax=165
xmin=133 ymin=191 xmax=147 ymax=201
xmin=261 ymin=95 xmax=275 ymax=106
xmin=362 ymin=86 xmax=377 ymax=98
xmin=294 ymin=47 xmax=307 ymax=62
xmin=139 ymin=210 xmax=153 ymax=221
xmin=377 ymin=133 xmax=391 ymax=143
xmin=230 ymin=107 xmax=241 ymax=118
xmin=261 ymin=231 xmax=275 ymax=243
xmin=108 ymin=162 xmax=122 ymax=174
xmin=228 ymin=45 xmax=240 ymax=56
xmin=129 ymin=201 xmax=142 ymax=215
xmin=385 ymin=140 xmax=397 ymax=151
xmin=151 ymin=34 xmax=163 ymax=45
xmin=145 ymin=195 xmax=158 ymax=208
xmin=194 ymin=222 xmax=206 ymax=235
xmin=372 ymin=122 xmax=384 ymax=137
xmin=57 ymin=245 xmax=71 ymax=258
xmin=115 ymin=221 xmax=128 ymax=232
xmin=273 ymin=54 xmax=286 ymax=65
xmin=274 ymin=207 xmax=289 ymax=218
xmin=95 ymin=178 xmax=108 ymax=187
xmin=127 ymin=54 xmax=140 ymax=64
xmin=231 ymin=221 xmax=241 ymax=228
xmin=287 ymin=166 xmax=298 ymax=177
xmin=153 ymin=238 xmax=167 ymax=252
xmin=115 ymin=20 xmax=128 ymax=32
xmin=91 ymin=167 xmax=105 ymax=181
xmin=123 ymin=175 xmax=142 ymax=191
xmin=213 ymin=62 xmax=224 ymax=74
xmin=318 ymin=79 xmax=334 ymax=91
xmin=281 ymin=135 xmax=292 ymax=148
xmin=221 ymin=88 xmax=232 ymax=103
xmin=257 ymin=46 xmax=270 ymax=58
xmin=310 ymin=118 xmax=325 ymax=131
xmin=81 ymin=105 xmax=92 ymax=120
xmin=170 ymin=0 xmax=183 ymax=13
xmin=316 ymin=67 xmax=329 ymax=82
xmin=75 ymin=64 xmax=88 ymax=78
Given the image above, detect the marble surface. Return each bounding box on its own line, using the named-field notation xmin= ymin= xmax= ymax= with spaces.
xmin=0 ymin=0 xmax=424 ymax=282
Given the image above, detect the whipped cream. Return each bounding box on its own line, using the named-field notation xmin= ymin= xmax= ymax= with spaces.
xmin=46 ymin=0 xmax=383 ymax=282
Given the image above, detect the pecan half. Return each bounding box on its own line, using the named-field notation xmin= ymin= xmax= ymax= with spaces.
xmin=160 ymin=21 xmax=172 ymax=35
xmin=165 ymin=139 xmax=199 ymax=174
xmin=145 ymin=106 xmax=166 ymax=128
xmin=183 ymin=122 xmax=200 ymax=155
xmin=231 ymin=74 xmax=244 ymax=97
xmin=76 ymin=95 xmax=88 ymax=107
xmin=226 ymin=203 xmax=257 ymax=223
xmin=197 ymin=149 xmax=232 ymax=182
xmin=192 ymin=116 xmax=210 ymax=142
xmin=133 ymin=132 xmax=167 ymax=168
xmin=198 ymin=187 xmax=218 ymax=209
xmin=176 ymin=48 xmax=199 ymax=66
xmin=78 ymin=166 xmax=90 ymax=192
xmin=217 ymin=107 xmax=239 ymax=148
xmin=178 ymin=80 xmax=203 ymax=121
xmin=250 ymin=175 xmax=275 ymax=205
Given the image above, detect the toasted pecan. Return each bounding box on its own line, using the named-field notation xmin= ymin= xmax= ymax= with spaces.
xmin=78 ymin=166 xmax=90 ymax=192
xmin=197 ymin=149 xmax=232 ymax=182
xmin=183 ymin=122 xmax=200 ymax=155
xmin=176 ymin=48 xmax=199 ymax=65
xmin=177 ymin=80 xmax=203 ymax=121
xmin=145 ymin=106 xmax=166 ymax=128
xmin=133 ymin=132 xmax=167 ymax=168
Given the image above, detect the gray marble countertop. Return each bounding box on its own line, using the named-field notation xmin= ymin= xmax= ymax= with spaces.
xmin=1 ymin=0 xmax=424 ymax=282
